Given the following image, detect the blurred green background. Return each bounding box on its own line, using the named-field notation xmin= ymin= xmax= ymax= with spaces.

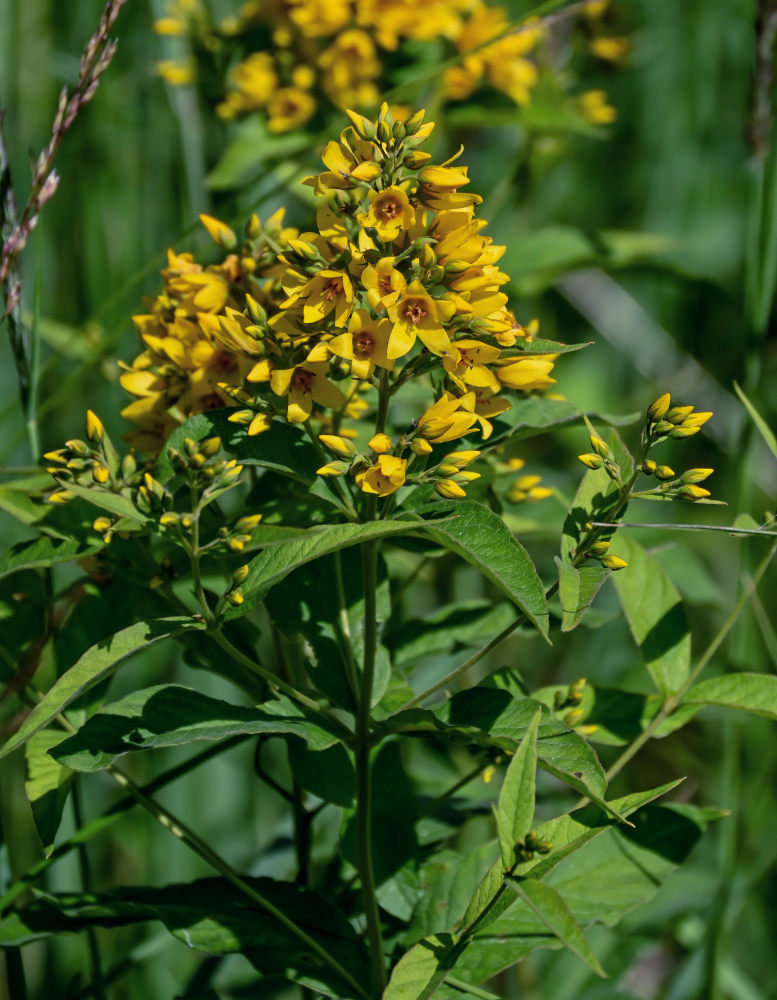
xmin=2 ymin=0 xmax=777 ymax=997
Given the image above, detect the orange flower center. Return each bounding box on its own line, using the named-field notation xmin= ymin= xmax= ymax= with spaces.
xmin=377 ymin=196 xmax=401 ymax=220
xmin=293 ymin=368 xmax=315 ymax=394
xmin=400 ymin=298 xmax=428 ymax=326
xmin=354 ymin=331 xmax=375 ymax=357
xmin=324 ymin=279 xmax=342 ymax=301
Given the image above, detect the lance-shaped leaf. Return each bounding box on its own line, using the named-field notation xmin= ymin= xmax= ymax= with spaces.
xmin=50 ymin=685 xmax=343 ymax=772
xmin=555 ymin=557 xmax=610 ymax=632
xmin=612 ymin=533 xmax=690 ymax=695
xmin=24 ymin=729 xmax=75 ymax=856
xmin=683 ymin=673 xmax=777 ymax=720
xmin=496 ymin=708 xmax=541 ymax=869
xmin=508 ymin=878 xmax=606 ymax=977
xmin=419 ymin=501 xmax=549 ymax=637
xmin=220 ymin=519 xmax=421 ymax=622
xmin=0 ymin=876 xmax=370 ymax=997
xmin=0 ymin=535 xmax=103 ymax=580
xmin=0 ymin=618 xmax=204 ymax=760
xmin=382 ymin=933 xmax=459 ymax=1000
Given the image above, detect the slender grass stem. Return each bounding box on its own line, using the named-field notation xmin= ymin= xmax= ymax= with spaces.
xmin=0 ymin=738 xmax=245 ymax=912
xmin=604 ymin=541 xmax=777 ymax=784
xmin=104 ymin=765 xmax=371 ymax=1000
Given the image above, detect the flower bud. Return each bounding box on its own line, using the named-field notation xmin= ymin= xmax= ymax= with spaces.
xmin=435 ymin=479 xmax=467 ymax=499
xmin=678 ymin=484 xmax=711 ymax=501
xmin=666 ymin=405 xmax=693 ymax=424
xmin=368 ymin=433 xmax=392 ymax=454
xmin=227 ymin=589 xmax=244 ymax=606
xmin=92 ymin=517 xmax=112 ymax=533
xmin=93 ymin=464 xmax=110 ymax=484
xmin=249 ymin=413 xmax=272 ymax=436
xmin=681 ymin=468 xmax=713 ymax=484
xmin=654 ymin=465 xmax=675 ymax=481
xmin=443 ymin=450 xmax=480 ymax=468
xmin=647 ymin=393 xmax=671 ymax=421
xmin=234 ymin=564 xmax=250 ymax=583
xmin=410 ymin=438 xmax=433 ymax=455
xmin=590 ymin=434 xmax=609 ymax=458
xmin=319 ymin=434 xmax=355 ymax=458
xmin=588 ymin=540 xmax=610 ymax=556
xmin=200 ymin=214 xmax=237 ymax=249
xmin=640 ymin=459 xmax=656 ymax=474
xmin=200 ymin=436 xmax=221 ymax=457
xmin=602 ymin=554 xmax=628 ymax=570
xmin=578 ymin=453 xmax=603 ymax=470
xmin=316 ymin=461 xmax=349 ymax=477
xmin=85 ymin=409 xmax=104 ymax=441
xmin=159 ymin=512 xmax=180 ymax=527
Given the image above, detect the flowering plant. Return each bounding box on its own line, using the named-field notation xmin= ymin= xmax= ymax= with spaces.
xmin=4 ymin=94 xmax=776 ymax=1000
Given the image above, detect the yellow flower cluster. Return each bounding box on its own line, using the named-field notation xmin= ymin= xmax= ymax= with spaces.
xmin=154 ymin=0 xmax=624 ymax=134
xmin=122 ymin=105 xmax=560 ymax=501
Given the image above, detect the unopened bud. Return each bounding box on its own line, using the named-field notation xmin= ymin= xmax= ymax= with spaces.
xmin=647 ymin=393 xmax=671 ymax=421
xmin=578 ymin=453 xmax=603 ymax=470
xmin=319 ymin=434 xmax=355 ymax=458
xmin=368 ymin=433 xmax=392 ymax=454
xmin=590 ymin=435 xmax=609 ymax=458
xmin=233 ymin=564 xmax=250 ymax=583
xmin=666 ymin=405 xmax=694 ymax=424
xmin=655 ymin=465 xmax=675 ymax=481
xmin=85 ymin=409 xmax=104 ymax=441
xmin=602 ymin=554 xmax=628 ymax=570
xmin=681 ymin=468 xmax=713 ymax=484
xmin=316 ymin=461 xmax=349 ymax=477
xmin=227 ymin=589 xmax=244 ymax=606
xmin=435 ymin=479 xmax=466 ymax=499
xmin=678 ymin=484 xmax=711 ymax=501
xmin=411 ymin=438 xmax=433 ymax=455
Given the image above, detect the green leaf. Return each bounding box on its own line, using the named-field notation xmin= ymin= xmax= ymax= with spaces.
xmin=24 ymin=729 xmax=75 ymax=855
xmin=206 ymin=115 xmax=311 ymax=190
xmin=50 ymin=685 xmax=342 ymax=771
xmin=734 ymin=382 xmax=777 ymax=461
xmin=560 ymin=468 xmax=618 ymax=562
xmin=0 ymin=619 xmax=204 ymax=760
xmin=497 ymin=709 xmax=541 ymax=868
xmin=58 ymin=482 xmax=149 ymax=524
xmin=684 ymin=672 xmax=777 ymax=720
xmin=0 ymin=877 xmax=369 ymax=996
xmin=448 ymin=802 xmax=708 ymax=989
xmin=287 ymin=740 xmax=355 ymax=807
xmin=431 ymin=690 xmax=610 ymax=813
xmin=384 ymin=601 xmax=515 ymax=667
xmin=0 ymin=535 xmax=102 ymax=580
xmin=409 ymin=844 xmax=498 ymax=943
xmin=612 ymin=533 xmax=691 ymax=695
xmin=420 ymin=501 xmax=548 ymax=637
xmin=555 ymin=557 xmax=610 ymax=632
xmin=493 ymin=398 xmax=639 ymax=444
xmin=221 ymin=519 xmax=419 ymax=622
xmin=155 ymin=410 xmax=320 ymax=485
xmin=508 ymin=878 xmax=606 ymax=977
xmin=382 ymin=933 xmax=459 ymax=1000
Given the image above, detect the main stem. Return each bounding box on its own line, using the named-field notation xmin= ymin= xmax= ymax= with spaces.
xmin=356 ymin=369 xmax=390 ymax=995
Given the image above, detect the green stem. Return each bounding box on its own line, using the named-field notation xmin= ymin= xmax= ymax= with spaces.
xmin=333 ymin=549 xmax=360 ymax=703
xmin=104 ymin=764 xmax=371 ymax=1000
xmin=72 ymin=780 xmax=107 ymax=1000
xmin=0 ymin=738 xmax=245 ymax=913
xmin=604 ymin=540 xmax=777 ymax=783
xmin=207 ymin=627 xmax=352 ymax=739
xmin=399 ymin=582 xmax=561 ymax=713
xmin=356 ymin=531 xmax=386 ymax=995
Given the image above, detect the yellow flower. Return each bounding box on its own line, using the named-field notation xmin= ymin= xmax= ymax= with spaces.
xmin=495 ymin=355 xmax=557 ymax=391
xmin=287 ymin=0 xmax=351 ymax=37
xmin=283 ymin=268 xmax=354 ymax=328
xmin=386 ymin=280 xmax=457 ymax=360
xmin=368 ymin=433 xmax=392 ymax=454
xmin=200 ymin=214 xmax=237 ymax=249
xmin=319 ymin=29 xmax=381 ymax=109
xmin=417 ymin=391 xmax=481 ymax=444
xmin=305 ymin=131 xmax=381 ymax=194
xmin=355 ymin=455 xmax=407 ymax=496
xmin=418 ymin=165 xmax=481 ymax=211
xmin=269 ymin=361 xmax=346 ymax=423
xmin=358 ymin=186 xmax=416 ymax=242
xmin=576 ymin=90 xmax=617 ymax=125
xmin=443 ymin=338 xmax=501 ymax=391
xmin=363 ymin=257 xmax=407 ymax=311
xmin=590 ymin=37 xmax=629 ymax=62
xmin=268 ymin=88 xmax=316 ymax=133
xmin=157 ymin=59 xmax=196 ymax=86
xmin=328 ymin=309 xmax=394 ymax=379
